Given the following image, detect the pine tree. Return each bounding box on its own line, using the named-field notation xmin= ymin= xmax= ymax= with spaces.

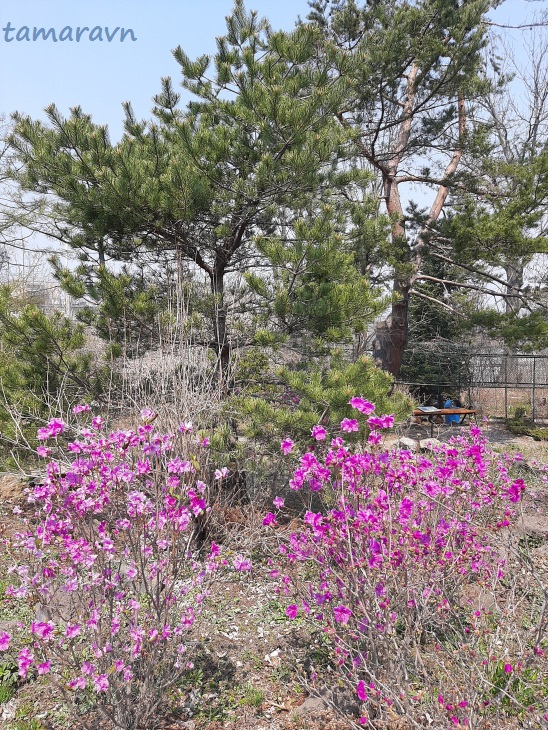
xmin=9 ymin=2 xmax=354 ymax=378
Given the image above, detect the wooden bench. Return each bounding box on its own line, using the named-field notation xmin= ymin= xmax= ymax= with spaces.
xmin=412 ymin=408 xmax=478 ymax=437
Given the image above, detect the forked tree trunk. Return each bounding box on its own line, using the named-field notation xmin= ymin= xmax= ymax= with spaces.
xmin=373 ymin=90 xmax=466 ymax=378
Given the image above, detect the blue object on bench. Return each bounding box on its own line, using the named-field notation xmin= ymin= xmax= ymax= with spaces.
xmin=444 ymin=399 xmax=461 ymax=423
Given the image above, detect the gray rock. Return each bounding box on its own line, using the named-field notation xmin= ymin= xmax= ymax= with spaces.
xmin=396 ymin=437 xmax=418 ymax=451
xmin=292 ymin=695 xmax=327 ymax=717
xmin=419 ymin=438 xmax=443 ymax=451
xmin=1 ymin=698 xmax=17 ymax=723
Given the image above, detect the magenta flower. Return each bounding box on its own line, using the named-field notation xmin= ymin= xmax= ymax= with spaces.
xmin=333 ymin=604 xmax=352 ymax=624
xmin=0 ymin=632 xmax=10 ymax=651
xmin=140 ymin=408 xmax=155 ymax=421
xmin=233 ymin=555 xmax=252 ymax=571
xmin=263 ymin=512 xmax=277 ymax=526
xmin=210 ymin=542 xmax=220 ymax=557
xmin=281 ymin=438 xmax=294 ymax=455
xmin=506 ymin=479 xmax=525 ymax=503
xmin=94 ymin=674 xmax=109 ymax=692
xmin=367 ymin=414 xmax=394 ymax=429
xmin=81 ymin=661 xmax=94 ymax=675
xmin=504 ymin=663 xmax=513 ymax=673
xmin=311 ymin=424 xmax=327 ymax=440
xmin=31 ymin=621 xmax=55 ymax=640
xmin=349 ymin=397 xmax=375 ymax=415
xmin=69 ymin=676 xmax=87 ymax=690
xmin=273 ymin=496 xmax=285 ymax=509
xmin=37 ymin=661 xmax=51 ymax=675
xmin=357 ymin=680 xmax=368 ymax=701
xmin=65 ymin=624 xmax=81 ymax=639
xmin=368 ymin=430 xmax=382 ymax=445
xmin=36 ymin=446 xmax=51 ymax=458
xmin=286 ymin=604 xmax=298 ymax=620
xmin=340 ymin=418 xmax=359 ymax=432
xmin=37 ymin=418 xmax=65 ymax=440
xmin=18 ymin=647 xmax=34 ymax=678
xmin=72 ymin=403 xmax=90 ymax=414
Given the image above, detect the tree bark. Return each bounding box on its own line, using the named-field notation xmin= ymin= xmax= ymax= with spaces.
xmin=374 ymin=89 xmax=466 ymax=377
xmin=210 ymin=262 xmax=230 ymax=380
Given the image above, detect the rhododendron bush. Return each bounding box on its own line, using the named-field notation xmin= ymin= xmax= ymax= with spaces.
xmin=269 ymin=400 xmax=547 ymax=728
xmin=1 ymin=409 xmax=232 ymax=730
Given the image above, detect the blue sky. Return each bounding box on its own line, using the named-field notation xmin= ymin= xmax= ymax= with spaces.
xmin=0 ymin=0 xmax=539 ymax=141
xmin=0 ymin=0 xmax=312 ymax=141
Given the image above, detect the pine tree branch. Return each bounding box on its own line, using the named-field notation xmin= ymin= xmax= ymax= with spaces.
xmin=408 ymin=289 xmax=465 ymax=317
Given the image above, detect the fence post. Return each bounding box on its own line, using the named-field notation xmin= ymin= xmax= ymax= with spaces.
xmin=533 ymin=357 xmax=536 ymax=423
xmin=505 ymin=356 xmax=508 ymax=420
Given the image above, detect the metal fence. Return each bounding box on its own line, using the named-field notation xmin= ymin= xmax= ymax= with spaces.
xmin=398 ymin=351 xmax=548 ymax=421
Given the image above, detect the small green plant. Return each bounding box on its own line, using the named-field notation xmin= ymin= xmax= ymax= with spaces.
xmin=240 ymin=682 xmax=264 ymax=707
xmin=0 ymin=682 xmax=14 ymax=703
xmin=488 ymin=661 xmax=548 ymax=717
xmin=9 ymin=703 xmax=45 ymax=730
xmin=0 ymin=659 xmax=18 ymax=687
xmin=0 ymin=658 xmax=18 ymax=704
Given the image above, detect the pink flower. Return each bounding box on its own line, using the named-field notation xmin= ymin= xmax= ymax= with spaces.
xmin=0 ymin=632 xmax=11 ymax=651
xmin=37 ymin=418 xmax=65 ymax=440
xmin=94 ymin=674 xmax=109 ymax=692
xmin=340 ymin=418 xmax=359 ymax=432
xmin=311 ymin=424 xmax=327 ymax=440
xmin=333 ymin=604 xmax=352 ymax=624
xmin=36 ymin=446 xmax=51 ymax=458
xmin=349 ymin=397 xmax=376 ymax=415
xmin=210 ymin=542 xmax=220 ymax=557
xmin=37 ymin=661 xmax=51 ymax=675
xmin=214 ymin=467 xmax=229 ymax=480
xmin=357 ymin=680 xmax=368 ymax=701
xmin=367 ymin=414 xmax=394 ymax=429
xmin=72 ymin=403 xmax=90 ymax=414
xmin=263 ymin=512 xmax=277 ymax=526
xmin=368 ymin=430 xmax=382 ymax=445
xmin=18 ymin=647 xmax=34 ymax=678
xmin=179 ymin=420 xmax=193 ymax=433
xmin=233 ymin=555 xmax=252 ymax=571
xmin=286 ymin=604 xmax=298 ymax=620
xmin=281 ymin=438 xmax=294 ymax=455
xmin=69 ymin=676 xmax=86 ymax=690
xmin=507 ymin=479 xmax=525 ymax=503
xmin=65 ymin=624 xmax=81 ymax=639
xmin=140 ymin=408 xmax=155 ymax=421
xmin=273 ymin=496 xmax=285 ymax=509
xmin=92 ymin=416 xmax=104 ymax=429
xmin=198 ymin=436 xmax=210 ymax=447
xmin=31 ymin=621 xmax=55 ymax=640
